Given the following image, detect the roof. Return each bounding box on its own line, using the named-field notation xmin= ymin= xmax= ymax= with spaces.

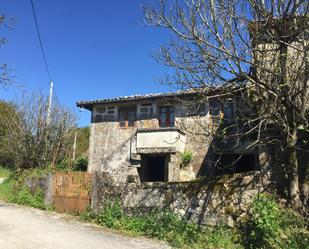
xmin=76 ymin=88 xmax=203 ymax=110
xmin=76 ymin=85 xmax=242 ymax=111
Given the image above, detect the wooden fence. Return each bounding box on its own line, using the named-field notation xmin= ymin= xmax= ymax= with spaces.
xmin=52 ymin=172 xmax=92 ymax=213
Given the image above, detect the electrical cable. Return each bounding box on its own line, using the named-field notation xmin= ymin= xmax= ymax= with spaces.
xmin=30 ymin=0 xmax=52 ymax=82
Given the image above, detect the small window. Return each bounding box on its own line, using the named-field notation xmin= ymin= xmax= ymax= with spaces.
xmin=140 ymin=107 xmax=149 ymax=113
xmin=96 ymin=107 xmax=106 ymax=113
xmin=103 ymin=115 xmax=114 ymax=121
xmin=118 ymin=107 xmax=136 ymax=128
xmin=94 ymin=115 xmax=103 ymax=122
xmin=138 ymin=104 xmax=154 ymax=120
xmin=159 ymin=106 xmax=175 ymax=127
xmin=209 ymin=99 xmax=221 ymax=116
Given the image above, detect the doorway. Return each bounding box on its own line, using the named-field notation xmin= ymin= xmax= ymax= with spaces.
xmin=139 ymin=155 xmax=168 ymax=182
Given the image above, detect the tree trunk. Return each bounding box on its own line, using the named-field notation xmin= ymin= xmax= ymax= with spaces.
xmin=287 ymin=129 xmax=301 ymax=208
xmin=301 ymin=163 xmax=309 ymax=208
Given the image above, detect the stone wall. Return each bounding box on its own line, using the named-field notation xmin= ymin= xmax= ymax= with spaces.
xmin=88 ymin=100 xmax=220 ymax=183
xmin=24 ymin=173 xmax=54 ymax=206
xmin=88 ymin=98 xmax=259 ymax=183
xmin=88 ymin=122 xmax=135 ymax=182
xmin=91 ymin=171 xmax=271 ymax=226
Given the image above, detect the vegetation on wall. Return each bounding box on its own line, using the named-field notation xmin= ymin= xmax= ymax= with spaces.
xmin=181 ymin=150 xmax=193 ymax=167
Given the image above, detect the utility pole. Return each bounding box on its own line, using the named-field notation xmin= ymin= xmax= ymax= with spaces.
xmin=47 ymin=80 xmax=53 ymax=125
xmin=72 ymin=130 xmax=77 ymax=163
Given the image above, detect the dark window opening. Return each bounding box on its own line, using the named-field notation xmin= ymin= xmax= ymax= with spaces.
xmin=139 ymin=155 xmax=168 ymax=182
xmin=215 ymin=154 xmax=256 ymax=175
xmin=209 ymin=99 xmax=221 ymax=116
xmin=159 ymin=106 xmax=175 ymax=127
xmin=118 ymin=107 xmax=136 ymax=128
xmin=223 ymin=101 xmax=234 ymax=123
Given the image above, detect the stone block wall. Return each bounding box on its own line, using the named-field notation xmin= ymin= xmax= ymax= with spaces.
xmin=88 ymin=109 xmax=217 ymax=183
xmin=91 ymin=171 xmax=271 ymax=227
xmin=88 ymin=122 xmax=135 ymax=182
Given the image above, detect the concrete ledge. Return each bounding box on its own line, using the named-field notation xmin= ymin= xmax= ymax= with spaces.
xmin=136 ymin=147 xmax=176 ymax=154
xmin=136 ymin=127 xmax=186 ymax=135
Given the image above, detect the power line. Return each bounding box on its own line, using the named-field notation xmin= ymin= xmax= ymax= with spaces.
xmin=30 ymin=0 xmax=52 ymax=82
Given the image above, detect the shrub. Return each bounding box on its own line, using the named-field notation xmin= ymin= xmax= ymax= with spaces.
xmin=242 ymin=194 xmax=309 ymax=249
xmin=73 ymin=157 xmax=88 ymax=172
xmin=181 ymin=151 xmax=193 ymax=167
xmin=55 ymin=159 xmax=69 ymax=171
xmin=12 ymin=187 xmax=45 ymax=209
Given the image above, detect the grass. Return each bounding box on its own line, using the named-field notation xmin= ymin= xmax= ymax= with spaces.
xmin=80 ymin=200 xmax=242 ymax=249
xmin=79 ymin=197 xmax=309 ymax=249
xmin=0 ymin=175 xmax=15 ymax=201
xmin=0 ymin=166 xmax=13 ymax=178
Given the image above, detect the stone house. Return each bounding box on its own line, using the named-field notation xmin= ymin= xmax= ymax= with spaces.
xmin=77 ymin=88 xmax=261 ymax=184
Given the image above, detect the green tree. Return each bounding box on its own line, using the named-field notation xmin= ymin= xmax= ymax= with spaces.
xmin=0 ymin=100 xmax=18 ymax=168
xmin=2 ymin=92 xmax=76 ymax=169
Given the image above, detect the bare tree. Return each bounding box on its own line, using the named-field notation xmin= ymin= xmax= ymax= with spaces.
xmin=0 ymin=92 xmax=76 ymax=169
xmin=0 ymin=15 xmax=13 ymax=88
xmin=143 ymin=0 xmax=309 ymax=207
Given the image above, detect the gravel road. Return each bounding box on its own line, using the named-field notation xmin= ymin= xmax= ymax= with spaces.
xmin=0 ymin=201 xmax=170 ymax=249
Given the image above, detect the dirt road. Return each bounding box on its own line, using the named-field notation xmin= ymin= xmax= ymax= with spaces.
xmin=0 ymin=201 xmax=170 ymax=249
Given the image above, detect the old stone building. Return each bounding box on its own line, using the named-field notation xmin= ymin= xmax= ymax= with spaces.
xmin=77 ymin=88 xmax=261 ymax=183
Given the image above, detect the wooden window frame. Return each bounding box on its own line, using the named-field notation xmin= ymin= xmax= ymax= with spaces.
xmin=159 ymin=106 xmax=175 ymax=127
xmin=118 ymin=107 xmax=137 ymax=128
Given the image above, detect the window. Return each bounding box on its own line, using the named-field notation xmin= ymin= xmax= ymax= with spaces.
xmin=223 ymin=101 xmax=234 ymax=122
xmin=93 ymin=105 xmax=116 ymax=122
xmin=159 ymin=106 xmax=175 ymax=127
xmin=138 ymin=103 xmax=154 ymax=120
xmin=118 ymin=107 xmax=136 ymax=128
xmin=209 ymin=99 xmax=221 ymax=116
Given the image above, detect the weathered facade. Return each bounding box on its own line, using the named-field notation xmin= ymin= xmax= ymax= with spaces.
xmin=77 ymin=89 xmax=261 ymax=184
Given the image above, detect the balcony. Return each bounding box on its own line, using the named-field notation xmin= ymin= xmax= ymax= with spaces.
xmin=135 ymin=128 xmax=186 ymax=154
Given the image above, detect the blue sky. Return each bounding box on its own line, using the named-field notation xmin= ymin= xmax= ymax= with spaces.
xmin=1 ymin=1 xmax=173 ymax=126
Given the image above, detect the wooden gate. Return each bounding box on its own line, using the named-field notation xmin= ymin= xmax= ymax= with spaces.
xmin=53 ymin=172 xmax=92 ymax=213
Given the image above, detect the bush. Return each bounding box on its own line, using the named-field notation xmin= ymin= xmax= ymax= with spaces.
xmin=242 ymin=194 xmax=309 ymax=249
xmin=55 ymin=159 xmax=69 ymax=171
xmin=73 ymin=157 xmax=88 ymax=172
xmin=12 ymin=187 xmax=45 ymax=209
